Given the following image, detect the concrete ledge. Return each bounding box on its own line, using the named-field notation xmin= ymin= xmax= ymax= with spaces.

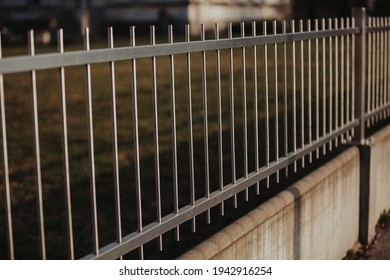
xmin=178 ymin=147 xmax=360 ymax=260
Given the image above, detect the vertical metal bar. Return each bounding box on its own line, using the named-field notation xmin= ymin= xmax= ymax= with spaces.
xmin=228 ymin=23 xmax=237 ymax=208
xmin=58 ymin=29 xmax=74 ymax=260
xmin=150 ymin=26 xmax=163 ymax=248
xmin=291 ymin=20 xmax=297 ymax=172
xmin=352 ymin=8 xmax=366 ymax=143
xmin=322 ymin=19 xmax=327 ymax=155
xmin=315 ymin=19 xmax=320 ymax=158
xmin=380 ymin=18 xmax=385 ymax=119
xmin=108 ymin=27 xmax=123 ymax=259
xmin=252 ymin=21 xmax=260 ymax=194
xmin=185 ymin=25 xmax=196 ymax=232
xmin=283 ymin=20 xmax=289 ymax=175
xmin=340 ymin=18 xmax=345 ymax=141
xmin=215 ymin=23 xmax=224 ymax=212
xmin=334 ymin=19 xmax=339 ymax=147
xmin=300 ymin=20 xmax=305 ymax=167
xmin=29 ymin=30 xmax=46 ymax=260
xmin=130 ymin=26 xmax=144 ymax=259
xmin=0 ymin=31 xmax=14 ymax=260
xmin=384 ymin=18 xmax=389 ymax=118
xmin=371 ymin=18 xmax=376 ymax=125
xmin=375 ymin=18 xmax=380 ymax=123
xmin=373 ymin=18 xmax=378 ymax=124
xmin=200 ymin=24 xmax=211 ymax=222
xmin=387 ymin=17 xmax=390 ymax=117
xmin=307 ymin=19 xmax=313 ymax=161
xmin=351 ymin=17 xmax=356 ymax=136
xmin=84 ymin=28 xmax=99 ymax=257
xmin=263 ymin=21 xmax=270 ymax=187
xmin=168 ymin=25 xmax=181 ymax=236
xmin=367 ymin=18 xmax=372 ymax=127
xmin=328 ymin=19 xmax=333 ymax=151
xmin=241 ymin=22 xmax=249 ymax=199
xmin=346 ymin=18 xmax=351 ymax=137
xmin=273 ymin=21 xmax=280 ymax=182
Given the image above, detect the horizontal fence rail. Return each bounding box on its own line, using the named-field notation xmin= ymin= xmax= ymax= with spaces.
xmin=0 ymin=7 xmax=389 ymax=260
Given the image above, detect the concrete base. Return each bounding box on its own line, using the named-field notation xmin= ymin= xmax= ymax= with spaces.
xmin=179 ymin=147 xmax=360 ymax=260
xmin=368 ymin=125 xmax=390 ymax=242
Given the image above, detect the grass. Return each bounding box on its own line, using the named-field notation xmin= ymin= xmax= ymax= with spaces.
xmin=0 ymin=33 xmax=354 ymax=259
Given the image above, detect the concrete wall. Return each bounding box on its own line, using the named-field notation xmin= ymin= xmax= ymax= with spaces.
xmin=368 ymin=125 xmax=390 ymax=241
xmin=179 ymin=147 xmax=360 ymax=260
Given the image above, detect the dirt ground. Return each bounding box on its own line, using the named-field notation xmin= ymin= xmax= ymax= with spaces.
xmin=345 ymin=212 xmax=390 ymax=260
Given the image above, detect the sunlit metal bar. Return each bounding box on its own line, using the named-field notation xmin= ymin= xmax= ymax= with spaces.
xmin=351 ymin=17 xmax=356 ymax=137
xmin=334 ymin=19 xmax=339 ymax=147
xmin=292 ymin=20 xmax=297 ymax=172
xmin=241 ymin=22 xmax=249 ymax=199
xmin=58 ymin=29 xmax=74 ymax=260
xmin=365 ymin=103 xmax=390 ymax=120
xmin=387 ymin=17 xmax=390 ymax=116
xmin=283 ymin=21 xmax=289 ymax=176
xmin=168 ymin=25 xmax=181 ymax=237
xmin=375 ymin=18 xmax=380 ymax=123
xmin=307 ymin=19 xmax=313 ymax=161
xmin=253 ymin=21 xmax=260 ymax=194
xmin=322 ymin=19 xmax=327 ymax=155
xmin=346 ymin=18 xmax=351 ymax=136
xmin=300 ymin=20 xmax=305 ymax=166
xmin=84 ymin=28 xmax=99 ymax=258
xmin=185 ymin=25 xmax=196 ymax=232
xmin=372 ymin=18 xmax=377 ymax=123
xmin=328 ymin=19 xmax=333 ymax=151
xmin=0 ymin=29 xmax=359 ymax=75
xmin=264 ymin=21 xmax=270 ymax=187
xmin=385 ymin=18 xmax=389 ymax=118
xmin=367 ymin=18 xmax=372 ymax=127
xmin=130 ymin=26 xmax=144 ymax=259
xmin=340 ymin=18 xmax=345 ymax=141
xmin=367 ymin=17 xmax=375 ymax=126
xmin=108 ymin=27 xmax=123 ymax=259
xmin=372 ymin=18 xmax=378 ymax=124
xmin=0 ymin=32 xmax=14 ymax=260
xmin=29 ymin=30 xmax=46 ymax=260
xmin=200 ymin=24 xmax=211 ymax=222
xmin=273 ymin=21 xmax=280 ymax=182
xmin=315 ymin=19 xmax=320 ymax=158
xmin=229 ymin=23 xmax=238 ymax=208
xmin=215 ymin=23 xmax=224 ymax=213
xmin=380 ymin=18 xmax=385 ymax=119
xmin=150 ymin=26 xmax=163 ymax=248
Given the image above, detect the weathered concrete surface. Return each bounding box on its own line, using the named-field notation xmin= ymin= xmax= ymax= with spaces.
xmin=368 ymin=125 xmax=390 ymax=242
xmin=178 ymin=147 xmax=360 ymax=260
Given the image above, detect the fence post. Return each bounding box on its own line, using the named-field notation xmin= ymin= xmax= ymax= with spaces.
xmin=352 ymin=7 xmax=366 ymax=144
xmin=352 ymin=7 xmax=372 ymax=246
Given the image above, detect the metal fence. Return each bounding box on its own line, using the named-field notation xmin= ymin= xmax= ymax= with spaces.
xmin=0 ymin=7 xmax=389 ymax=260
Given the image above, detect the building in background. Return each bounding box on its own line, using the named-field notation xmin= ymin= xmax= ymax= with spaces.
xmin=0 ymin=0 xmax=387 ymax=43
xmin=90 ymin=0 xmax=292 ymax=35
xmin=0 ymin=0 xmax=292 ymax=42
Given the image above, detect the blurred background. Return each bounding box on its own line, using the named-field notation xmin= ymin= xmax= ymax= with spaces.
xmin=0 ymin=0 xmax=388 ymax=44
